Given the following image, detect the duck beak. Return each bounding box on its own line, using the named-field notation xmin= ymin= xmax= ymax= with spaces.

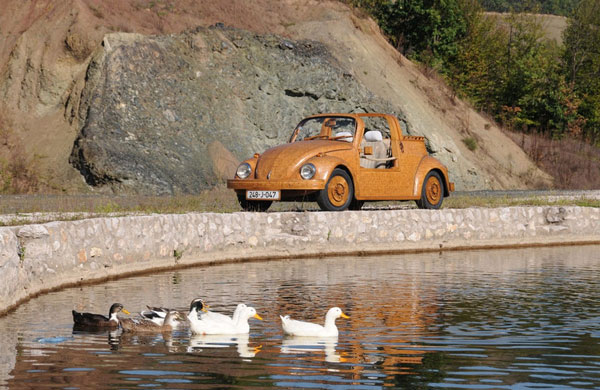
xmin=253 ymin=313 xmax=263 ymax=321
xmin=340 ymin=312 xmax=349 ymax=319
xmin=201 ymin=306 xmax=209 ymax=312
xmin=122 ymin=309 xmax=131 ymax=315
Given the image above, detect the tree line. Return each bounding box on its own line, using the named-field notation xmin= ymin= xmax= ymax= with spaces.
xmin=480 ymin=0 xmax=579 ymax=16
xmin=344 ymin=0 xmax=600 ymax=144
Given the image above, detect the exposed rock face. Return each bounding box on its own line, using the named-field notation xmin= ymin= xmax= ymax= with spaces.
xmin=70 ymin=26 xmax=402 ymax=194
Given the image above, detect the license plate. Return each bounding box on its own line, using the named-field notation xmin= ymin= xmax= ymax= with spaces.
xmin=246 ymin=190 xmax=280 ymax=200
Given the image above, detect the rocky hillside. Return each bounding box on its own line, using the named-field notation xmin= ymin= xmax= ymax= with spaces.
xmin=0 ymin=0 xmax=551 ymax=194
xmin=70 ymin=28 xmax=400 ymax=194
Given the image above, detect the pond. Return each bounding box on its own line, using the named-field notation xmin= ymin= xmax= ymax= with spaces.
xmin=1 ymin=245 xmax=600 ymax=389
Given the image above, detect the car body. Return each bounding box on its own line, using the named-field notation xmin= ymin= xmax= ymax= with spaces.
xmin=227 ymin=113 xmax=454 ymax=211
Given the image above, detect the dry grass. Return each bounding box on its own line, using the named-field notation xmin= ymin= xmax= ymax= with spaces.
xmin=0 ymin=186 xmax=237 ymax=216
xmin=0 ymin=185 xmax=323 ymax=225
xmin=505 ymin=131 xmax=600 ymax=189
xmin=444 ymin=194 xmax=600 ymax=209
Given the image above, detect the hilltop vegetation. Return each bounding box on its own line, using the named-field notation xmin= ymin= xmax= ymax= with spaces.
xmin=480 ymin=0 xmax=579 ymax=16
xmin=345 ymin=0 xmax=600 ymax=188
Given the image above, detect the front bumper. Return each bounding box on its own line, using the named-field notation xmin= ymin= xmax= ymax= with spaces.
xmin=227 ymin=179 xmax=325 ymax=191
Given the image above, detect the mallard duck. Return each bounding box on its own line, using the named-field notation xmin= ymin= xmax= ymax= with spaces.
xmin=280 ymin=307 xmax=349 ymax=337
xmin=121 ymin=310 xmax=183 ymax=333
xmin=189 ymin=305 xmax=263 ymax=335
xmin=72 ymin=303 xmax=130 ymax=329
xmin=140 ymin=305 xmax=185 ymax=329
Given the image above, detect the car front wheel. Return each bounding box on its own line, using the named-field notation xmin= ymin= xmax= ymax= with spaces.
xmin=416 ymin=171 xmax=444 ymax=209
xmin=237 ymin=193 xmax=272 ymax=212
xmin=317 ymin=168 xmax=354 ymax=211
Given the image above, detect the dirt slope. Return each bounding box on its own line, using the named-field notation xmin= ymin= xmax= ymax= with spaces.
xmin=0 ymin=0 xmax=551 ymax=192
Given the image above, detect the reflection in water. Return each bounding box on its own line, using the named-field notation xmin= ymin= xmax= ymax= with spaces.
xmin=281 ymin=336 xmax=344 ymax=363
xmin=1 ymin=245 xmax=600 ymax=389
xmin=188 ymin=334 xmax=261 ymax=358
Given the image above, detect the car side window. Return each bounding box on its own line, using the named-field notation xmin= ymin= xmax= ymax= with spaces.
xmin=362 ymin=117 xmax=392 ymax=139
xmin=360 ymin=116 xmax=395 ymax=169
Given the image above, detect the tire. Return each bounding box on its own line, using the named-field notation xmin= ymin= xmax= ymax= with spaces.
xmin=349 ymin=198 xmax=364 ymax=211
xmin=416 ymin=171 xmax=444 ymax=209
xmin=316 ymin=168 xmax=354 ymax=211
xmin=237 ymin=193 xmax=272 ymax=212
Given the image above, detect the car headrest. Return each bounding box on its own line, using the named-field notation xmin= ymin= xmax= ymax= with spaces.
xmin=335 ymin=131 xmax=353 ymax=142
xmin=364 ymin=130 xmax=383 ymax=142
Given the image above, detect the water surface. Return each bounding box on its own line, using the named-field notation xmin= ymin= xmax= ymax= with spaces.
xmin=1 ymin=245 xmax=600 ymax=389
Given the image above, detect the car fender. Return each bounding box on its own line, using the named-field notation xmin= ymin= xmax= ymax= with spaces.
xmin=306 ymin=155 xmax=355 ymax=185
xmin=413 ymin=156 xmax=451 ymax=197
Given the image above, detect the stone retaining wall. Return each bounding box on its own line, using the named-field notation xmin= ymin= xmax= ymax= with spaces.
xmin=1 ymin=206 xmax=599 ymax=315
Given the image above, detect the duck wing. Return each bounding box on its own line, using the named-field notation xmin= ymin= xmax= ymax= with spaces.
xmin=189 ymin=317 xmax=240 ymax=335
xmin=141 ymin=309 xmax=167 ymax=326
xmin=121 ymin=317 xmax=163 ymax=333
xmin=201 ymin=310 xmax=234 ymax=324
xmin=280 ymin=316 xmax=326 ymax=337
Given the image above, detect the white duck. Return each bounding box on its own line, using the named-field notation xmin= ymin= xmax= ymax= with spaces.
xmin=280 ymin=307 xmax=349 ymax=337
xmin=201 ymin=303 xmax=247 ymax=325
xmin=188 ymin=305 xmax=263 ymax=335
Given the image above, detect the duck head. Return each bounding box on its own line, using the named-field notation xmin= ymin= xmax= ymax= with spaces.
xmin=109 ymin=303 xmax=130 ymax=316
xmin=244 ymin=307 xmax=263 ymax=321
xmin=327 ymin=307 xmax=349 ymax=320
xmin=165 ymin=310 xmax=185 ymax=327
xmin=188 ymin=298 xmax=208 ymax=314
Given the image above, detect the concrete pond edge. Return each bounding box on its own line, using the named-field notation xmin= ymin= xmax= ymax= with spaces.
xmin=1 ymin=206 xmax=599 ymax=316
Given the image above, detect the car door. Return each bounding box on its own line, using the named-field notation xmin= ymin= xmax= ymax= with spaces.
xmin=355 ymin=116 xmax=416 ymax=200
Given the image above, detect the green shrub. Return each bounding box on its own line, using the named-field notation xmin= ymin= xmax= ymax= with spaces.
xmin=463 ymin=136 xmax=478 ymax=151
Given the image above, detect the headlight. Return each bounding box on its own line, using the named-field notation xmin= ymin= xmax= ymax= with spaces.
xmin=300 ymin=163 xmax=316 ymax=180
xmin=236 ymin=163 xmax=252 ymax=179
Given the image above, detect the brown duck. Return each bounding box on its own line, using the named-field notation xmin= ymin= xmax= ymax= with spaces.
xmin=121 ymin=310 xmax=184 ymax=333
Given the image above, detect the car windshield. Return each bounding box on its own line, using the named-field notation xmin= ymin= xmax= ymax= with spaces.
xmin=290 ymin=117 xmax=356 ymax=143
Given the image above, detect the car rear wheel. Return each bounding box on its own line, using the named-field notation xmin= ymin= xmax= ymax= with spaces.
xmin=317 ymin=168 xmax=354 ymax=211
xmin=237 ymin=193 xmax=272 ymax=212
xmin=416 ymin=171 xmax=444 ymax=209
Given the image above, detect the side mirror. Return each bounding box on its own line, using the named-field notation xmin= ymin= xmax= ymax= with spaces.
xmin=363 ymin=146 xmax=373 ymax=155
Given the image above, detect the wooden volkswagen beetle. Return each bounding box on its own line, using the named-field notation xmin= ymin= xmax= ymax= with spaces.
xmin=227 ymin=113 xmax=454 ymax=211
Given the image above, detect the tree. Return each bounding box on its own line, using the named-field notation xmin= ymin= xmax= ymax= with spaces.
xmin=372 ymin=0 xmax=468 ymax=67
xmin=563 ymin=0 xmax=600 ymax=141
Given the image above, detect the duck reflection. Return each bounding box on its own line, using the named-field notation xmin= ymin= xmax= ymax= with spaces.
xmin=280 ymin=336 xmax=345 ymax=363
xmin=72 ymin=326 xmax=122 ymax=351
xmin=188 ymin=334 xmax=261 ymax=358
